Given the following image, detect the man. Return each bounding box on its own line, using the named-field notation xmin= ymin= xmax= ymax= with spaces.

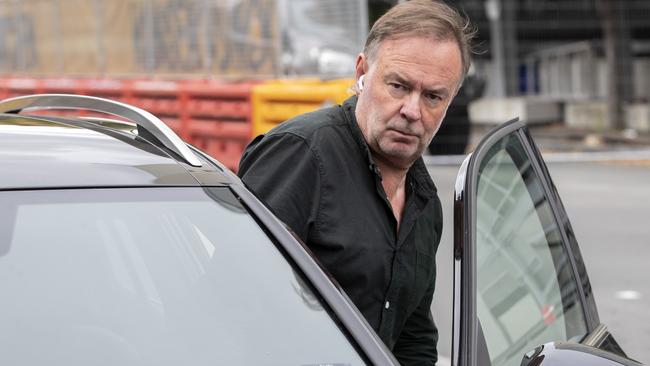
xmin=239 ymin=1 xmax=474 ymax=364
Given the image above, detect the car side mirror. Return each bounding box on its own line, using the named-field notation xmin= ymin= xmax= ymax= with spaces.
xmin=520 ymin=342 xmax=641 ymax=366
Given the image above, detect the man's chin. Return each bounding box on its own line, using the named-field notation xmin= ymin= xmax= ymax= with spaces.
xmin=377 ymin=144 xmax=422 ymax=167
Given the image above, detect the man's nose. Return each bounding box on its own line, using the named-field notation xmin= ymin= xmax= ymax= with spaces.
xmin=400 ymin=92 xmax=421 ymax=122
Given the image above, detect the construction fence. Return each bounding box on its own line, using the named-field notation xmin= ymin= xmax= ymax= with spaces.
xmin=0 ymin=0 xmax=367 ymax=78
xmin=0 ymin=76 xmax=355 ymax=170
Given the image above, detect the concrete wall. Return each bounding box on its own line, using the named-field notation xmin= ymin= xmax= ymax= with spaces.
xmin=469 ymin=97 xmax=561 ymax=125
xmin=626 ymin=103 xmax=650 ymax=132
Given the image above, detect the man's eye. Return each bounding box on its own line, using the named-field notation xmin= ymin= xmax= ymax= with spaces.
xmin=389 ymin=83 xmax=405 ymax=91
xmin=425 ymin=93 xmax=441 ymax=102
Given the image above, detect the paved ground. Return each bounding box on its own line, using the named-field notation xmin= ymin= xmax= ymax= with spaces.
xmin=550 ymin=161 xmax=650 ymax=363
xmin=426 ymin=128 xmax=650 ymax=364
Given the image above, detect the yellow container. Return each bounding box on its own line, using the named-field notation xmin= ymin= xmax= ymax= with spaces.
xmin=251 ymin=78 xmax=354 ymax=137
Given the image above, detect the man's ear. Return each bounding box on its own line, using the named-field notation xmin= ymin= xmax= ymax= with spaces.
xmin=354 ymin=53 xmax=367 ymax=94
xmin=354 ymin=53 xmax=365 ymax=78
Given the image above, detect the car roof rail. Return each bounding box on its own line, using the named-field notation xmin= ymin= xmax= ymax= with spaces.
xmin=0 ymin=93 xmax=202 ymax=167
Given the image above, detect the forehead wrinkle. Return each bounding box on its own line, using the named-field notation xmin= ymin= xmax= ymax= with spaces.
xmin=368 ymin=37 xmax=463 ymax=94
xmin=382 ymin=60 xmax=456 ymax=94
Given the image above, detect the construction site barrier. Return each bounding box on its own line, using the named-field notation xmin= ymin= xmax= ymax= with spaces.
xmin=250 ymin=79 xmax=354 ymax=137
xmin=180 ymin=81 xmax=256 ymax=171
xmin=0 ymin=77 xmax=353 ymax=171
xmin=129 ymin=80 xmax=182 ymax=133
xmin=0 ymin=78 xmax=44 ymax=100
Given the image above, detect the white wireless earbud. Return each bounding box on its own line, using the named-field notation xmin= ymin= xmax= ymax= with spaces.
xmin=357 ymin=75 xmax=365 ymax=91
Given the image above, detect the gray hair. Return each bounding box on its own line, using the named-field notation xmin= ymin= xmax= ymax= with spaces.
xmin=363 ymin=0 xmax=476 ymax=81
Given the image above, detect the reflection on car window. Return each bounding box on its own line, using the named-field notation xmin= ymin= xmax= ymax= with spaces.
xmin=0 ymin=187 xmax=365 ymax=366
xmin=475 ymin=135 xmax=587 ymax=366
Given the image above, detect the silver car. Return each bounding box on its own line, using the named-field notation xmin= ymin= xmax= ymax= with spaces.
xmin=0 ymin=94 xmax=640 ymax=366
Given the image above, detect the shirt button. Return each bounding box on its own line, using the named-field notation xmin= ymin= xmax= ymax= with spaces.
xmin=385 ymin=301 xmax=390 ymax=310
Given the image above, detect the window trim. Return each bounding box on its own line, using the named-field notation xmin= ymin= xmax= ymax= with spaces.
xmin=519 ymin=131 xmax=600 ymax=329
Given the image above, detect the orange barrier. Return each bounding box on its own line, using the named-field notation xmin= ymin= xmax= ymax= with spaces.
xmin=0 ymin=78 xmax=44 ymax=99
xmin=129 ymin=80 xmax=182 ymax=133
xmin=0 ymin=77 xmax=255 ymax=171
xmin=83 ymin=79 xmax=133 ymax=104
xmin=180 ymin=81 xmax=255 ymax=171
xmin=0 ymin=77 xmax=353 ymax=171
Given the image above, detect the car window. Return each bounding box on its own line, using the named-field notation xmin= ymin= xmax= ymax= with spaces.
xmin=474 ymin=134 xmax=587 ymax=366
xmin=0 ymin=187 xmax=366 ymax=366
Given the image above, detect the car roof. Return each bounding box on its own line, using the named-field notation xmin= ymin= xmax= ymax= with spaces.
xmin=0 ymin=113 xmax=233 ymax=190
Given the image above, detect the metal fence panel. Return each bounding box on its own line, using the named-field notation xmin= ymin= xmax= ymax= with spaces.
xmin=0 ymin=0 xmax=367 ymax=78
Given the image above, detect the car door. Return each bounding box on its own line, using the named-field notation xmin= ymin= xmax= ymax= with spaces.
xmin=452 ymin=119 xmax=640 ymax=366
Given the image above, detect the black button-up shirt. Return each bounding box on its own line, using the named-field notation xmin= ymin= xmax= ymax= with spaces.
xmin=238 ymin=96 xmax=443 ymax=365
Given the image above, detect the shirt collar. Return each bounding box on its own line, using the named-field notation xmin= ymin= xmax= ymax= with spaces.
xmin=341 ymin=96 xmax=438 ymax=198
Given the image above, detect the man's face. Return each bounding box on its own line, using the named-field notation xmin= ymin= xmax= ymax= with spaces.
xmin=355 ymin=36 xmax=463 ymax=169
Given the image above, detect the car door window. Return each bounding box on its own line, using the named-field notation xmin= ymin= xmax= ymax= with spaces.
xmin=473 ymin=132 xmax=588 ymax=366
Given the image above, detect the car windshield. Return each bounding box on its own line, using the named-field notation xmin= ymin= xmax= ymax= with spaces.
xmin=0 ymin=187 xmax=366 ymax=366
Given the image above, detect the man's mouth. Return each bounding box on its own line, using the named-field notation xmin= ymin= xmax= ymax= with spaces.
xmin=388 ymin=128 xmax=418 ymax=139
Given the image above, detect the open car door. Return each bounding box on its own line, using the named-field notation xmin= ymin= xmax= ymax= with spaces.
xmin=452 ymin=119 xmax=641 ymax=366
